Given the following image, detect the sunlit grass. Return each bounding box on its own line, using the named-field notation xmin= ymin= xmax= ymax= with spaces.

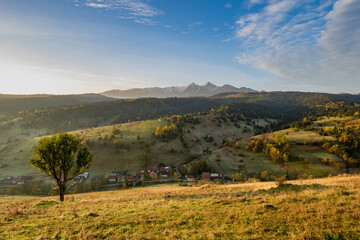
xmin=1 ymin=175 xmax=360 ymax=239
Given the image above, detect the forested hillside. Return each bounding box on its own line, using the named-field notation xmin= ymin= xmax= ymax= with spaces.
xmin=0 ymin=93 xmax=113 ymax=114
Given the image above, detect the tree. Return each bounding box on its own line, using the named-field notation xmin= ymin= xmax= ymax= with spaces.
xmin=30 ymin=132 xmax=92 ymax=202
xmin=260 ymin=171 xmax=270 ymax=181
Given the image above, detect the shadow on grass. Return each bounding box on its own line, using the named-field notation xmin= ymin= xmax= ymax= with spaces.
xmin=33 ymin=200 xmax=59 ymax=207
xmin=256 ymin=184 xmax=330 ymax=195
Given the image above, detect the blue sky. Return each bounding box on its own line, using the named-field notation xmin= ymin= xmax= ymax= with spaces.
xmin=0 ymin=0 xmax=359 ymax=94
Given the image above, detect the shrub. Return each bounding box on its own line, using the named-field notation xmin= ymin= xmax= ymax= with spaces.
xmin=260 ymin=171 xmax=270 ymax=181
xmin=275 ymin=176 xmax=287 ymax=187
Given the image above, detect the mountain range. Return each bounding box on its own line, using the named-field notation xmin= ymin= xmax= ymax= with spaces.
xmin=101 ymin=82 xmax=257 ymax=98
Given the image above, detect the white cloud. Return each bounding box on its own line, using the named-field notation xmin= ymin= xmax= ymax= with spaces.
xmin=85 ymin=3 xmax=110 ymax=8
xmin=248 ymin=0 xmax=264 ymax=7
xmin=225 ymin=3 xmax=232 ymax=8
xmin=83 ymin=0 xmax=162 ymax=16
xmin=134 ymin=18 xmax=158 ymax=25
xmin=234 ymin=0 xmax=360 ymax=93
xmin=74 ymin=0 xmax=162 ymax=25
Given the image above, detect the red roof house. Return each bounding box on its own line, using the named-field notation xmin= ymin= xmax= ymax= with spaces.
xmin=202 ymin=172 xmax=211 ymax=180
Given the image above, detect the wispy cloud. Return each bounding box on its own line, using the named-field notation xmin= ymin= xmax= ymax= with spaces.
xmin=134 ymin=18 xmax=159 ymax=25
xmin=74 ymin=0 xmax=162 ymax=25
xmin=248 ymin=0 xmax=264 ymax=7
xmin=225 ymin=3 xmax=232 ymax=8
xmin=188 ymin=21 xmax=203 ymax=29
xmin=232 ymin=0 xmax=360 ymax=92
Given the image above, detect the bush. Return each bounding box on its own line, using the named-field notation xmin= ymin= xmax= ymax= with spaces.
xmin=275 ymin=176 xmax=287 ymax=187
xmin=260 ymin=171 xmax=270 ymax=181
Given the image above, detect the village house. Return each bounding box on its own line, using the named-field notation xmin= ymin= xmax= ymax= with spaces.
xmin=202 ymin=172 xmax=211 ymax=180
xmin=134 ymin=171 xmax=145 ymax=179
xmin=159 ymin=167 xmax=170 ymax=178
xmin=108 ymin=173 xmax=118 ymax=183
xmin=210 ymin=173 xmax=224 ymax=181
xmin=185 ymin=175 xmax=196 ymax=181
xmin=149 ymin=171 xmax=157 ymax=178
xmin=147 ymin=167 xmax=158 ymax=173
xmin=12 ymin=177 xmax=25 ymax=185
xmin=74 ymin=172 xmax=89 ymax=183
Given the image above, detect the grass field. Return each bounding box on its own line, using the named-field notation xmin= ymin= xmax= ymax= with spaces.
xmin=1 ymin=175 xmax=360 ymax=239
xmin=255 ymin=129 xmax=336 ymax=143
xmin=314 ymin=116 xmax=358 ymax=127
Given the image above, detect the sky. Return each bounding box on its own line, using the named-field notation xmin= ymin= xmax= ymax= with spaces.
xmin=0 ymin=0 xmax=359 ymax=94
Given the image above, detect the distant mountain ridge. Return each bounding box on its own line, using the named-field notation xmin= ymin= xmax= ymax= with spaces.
xmin=101 ymin=82 xmax=257 ymax=98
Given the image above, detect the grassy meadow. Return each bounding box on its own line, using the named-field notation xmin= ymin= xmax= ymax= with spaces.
xmin=0 ymin=114 xmax=255 ymax=178
xmin=2 ymin=114 xmax=359 ymax=180
xmin=1 ymin=175 xmax=360 ymax=239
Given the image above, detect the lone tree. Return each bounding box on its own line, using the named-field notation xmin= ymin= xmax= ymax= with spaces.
xmin=30 ymin=132 xmax=92 ymax=202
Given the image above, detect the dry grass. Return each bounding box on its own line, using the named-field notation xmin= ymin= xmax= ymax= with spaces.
xmin=1 ymin=175 xmax=360 ymax=239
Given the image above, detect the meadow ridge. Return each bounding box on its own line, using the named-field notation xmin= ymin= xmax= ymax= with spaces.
xmin=1 ymin=175 xmax=360 ymax=239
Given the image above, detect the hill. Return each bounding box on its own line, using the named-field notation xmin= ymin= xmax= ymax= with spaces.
xmin=0 ymin=113 xmax=255 ymax=178
xmin=0 ymin=93 xmax=114 ymax=114
xmin=101 ymin=82 xmax=257 ymax=98
xmin=0 ymin=97 xmax=230 ymax=143
xmin=2 ymin=112 xmax=359 ymax=181
xmin=1 ymin=91 xmax=360 ymax=182
xmin=2 ymin=91 xmax=360 ymax=141
xmin=244 ymin=114 xmax=360 ymax=179
xmin=1 ymin=175 xmax=360 ymax=239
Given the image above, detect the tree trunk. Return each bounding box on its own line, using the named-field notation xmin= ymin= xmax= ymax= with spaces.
xmin=59 ymin=184 xmax=65 ymax=202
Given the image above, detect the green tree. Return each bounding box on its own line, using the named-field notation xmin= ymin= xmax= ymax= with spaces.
xmin=260 ymin=171 xmax=270 ymax=181
xmin=30 ymin=132 xmax=92 ymax=202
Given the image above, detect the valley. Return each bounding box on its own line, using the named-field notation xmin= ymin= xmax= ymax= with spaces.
xmin=1 ymin=92 xmax=360 ymax=194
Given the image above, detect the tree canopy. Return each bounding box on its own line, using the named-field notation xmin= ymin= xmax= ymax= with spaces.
xmin=30 ymin=132 xmax=92 ymax=201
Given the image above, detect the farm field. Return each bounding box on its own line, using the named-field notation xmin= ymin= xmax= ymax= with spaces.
xmin=1 ymin=175 xmax=360 ymax=239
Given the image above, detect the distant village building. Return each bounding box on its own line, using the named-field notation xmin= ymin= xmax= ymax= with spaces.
xmin=147 ymin=168 xmax=158 ymax=173
xmin=149 ymin=171 xmax=157 ymax=178
xmin=135 ymin=171 xmax=145 ymax=177
xmin=210 ymin=173 xmax=223 ymax=181
xmin=185 ymin=175 xmax=196 ymax=181
xmin=108 ymin=175 xmax=118 ymax=183
xmin=202 ymin=172 xmax=211 ymax=180
xmin=74 ymin=172 xmax=89 ymax=183
xmin=12 ymin=177 xmax=25 ymax=185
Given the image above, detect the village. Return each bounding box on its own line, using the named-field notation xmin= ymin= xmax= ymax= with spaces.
xmin=76 ymin=167 xmax=225 ymax=187
xmin=0 ymin=167 xmax=225 ymax=195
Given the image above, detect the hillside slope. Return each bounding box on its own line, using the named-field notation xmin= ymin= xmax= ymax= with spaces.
xmin=0 ymin=114 xmax=255 ymax=178
xmin=1 ymin=113 xmax=356 ymax=180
